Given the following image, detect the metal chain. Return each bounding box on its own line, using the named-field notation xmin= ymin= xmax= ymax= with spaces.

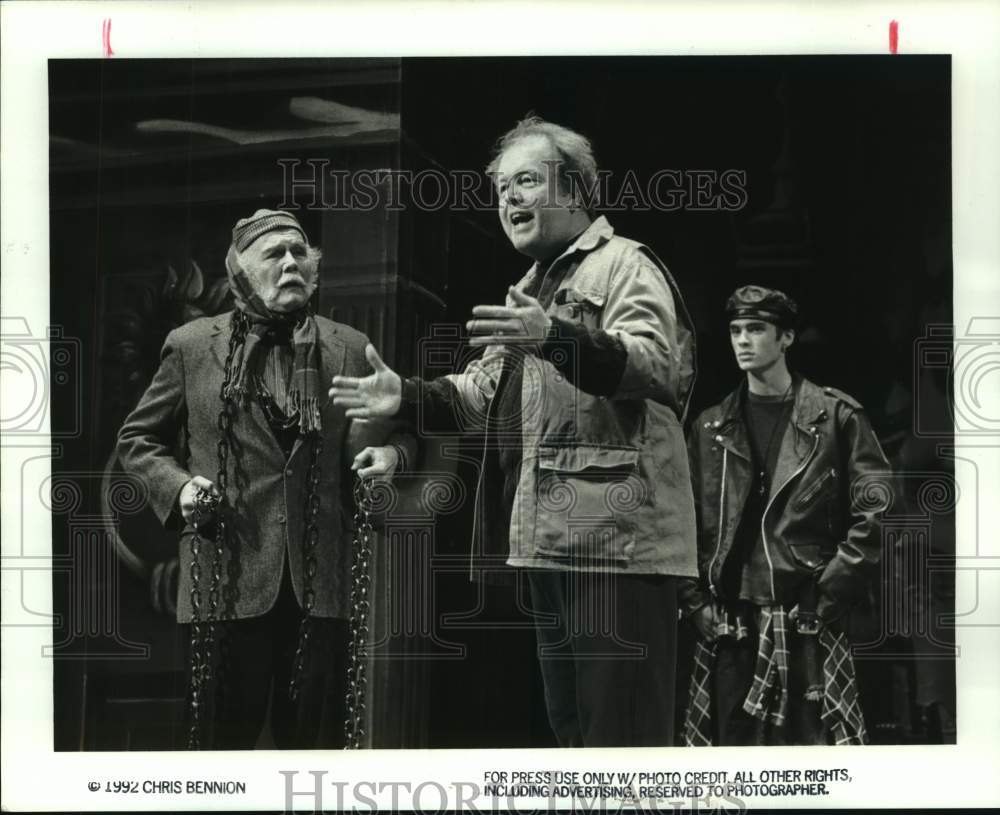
xmin=186 ymin=311 xmax=242 ymax=750
xmin=186 ymin=528 xmax=204 ymax=748
xmin=205 ymin=379 xmax=234 ymax=657
xmin=344 ymin=477 xmax=375 ymax=749
xmin=288 ymin=433 xmax=324 ymax=700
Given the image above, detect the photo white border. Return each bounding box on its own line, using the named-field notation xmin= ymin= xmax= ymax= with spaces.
xmin=2 ymin=0 xmax=999 ymax=810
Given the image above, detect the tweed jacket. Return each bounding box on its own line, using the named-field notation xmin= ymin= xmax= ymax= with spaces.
xmin=117 ymin=311 xmax=411 ymax=622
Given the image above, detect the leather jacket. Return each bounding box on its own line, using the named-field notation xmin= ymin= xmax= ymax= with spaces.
xmin=678 ymin=376 xmax=891 ymax=623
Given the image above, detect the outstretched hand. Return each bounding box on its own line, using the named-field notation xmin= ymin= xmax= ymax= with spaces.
xmin=467 ymin=286 xmax=551 ymax=347
xmin=329 ymin=344 xmax=402 ymax=419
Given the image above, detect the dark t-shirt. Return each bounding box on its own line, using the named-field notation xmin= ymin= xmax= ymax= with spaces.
xmin=720 ymin=389 xmax=794 ymax=599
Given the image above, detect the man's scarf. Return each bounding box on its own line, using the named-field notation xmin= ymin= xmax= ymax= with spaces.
xmin=683 ymin=604 xmax=867 ymax=746
xmin=224 ymin=246 xmax=322 ymax=435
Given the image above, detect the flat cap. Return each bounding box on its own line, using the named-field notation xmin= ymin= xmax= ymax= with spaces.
xmin=725 ymin=284 xmax=798 ymax=328
xmin=231 ymin=209 xmax=307 ymax=252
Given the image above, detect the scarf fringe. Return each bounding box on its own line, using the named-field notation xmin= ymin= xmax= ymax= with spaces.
xmin=288 ymin=390 xmax=321 ymax=435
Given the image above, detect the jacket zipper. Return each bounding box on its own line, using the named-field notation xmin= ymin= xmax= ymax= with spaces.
xmin=760 ymin=430 xmax=820 ymax=601
xmin=796 ymin=466 xmax=836 ymax=507
xmin=707 ymin=447 xmax=728 ymax=597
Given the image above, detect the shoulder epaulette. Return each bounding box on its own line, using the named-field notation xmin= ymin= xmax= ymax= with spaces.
xmin=822 ymin=386 xmax=863 ymax=411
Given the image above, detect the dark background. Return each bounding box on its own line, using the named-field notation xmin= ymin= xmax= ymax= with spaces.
xmin=49 ymin=56 xmax=954 ymax=750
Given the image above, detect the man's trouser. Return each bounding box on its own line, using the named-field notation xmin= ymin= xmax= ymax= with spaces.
xmin=527 ymin=569 xmax=678 ymax=747
xmin=187 ymin=562 xmax=350 ymax=750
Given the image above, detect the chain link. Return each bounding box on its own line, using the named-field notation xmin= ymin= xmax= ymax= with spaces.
xmin=205 ymin=392 xmax=233 ymax=667
xmin=186 ymin=311 xmax=242 ymax=750
xmin=288 ymin=433 xmax=324 ymax=700
xmin=186 ymin=530 xmax=204 ymax=749
xmin=344 ymin=477 xmax=375 ymax=749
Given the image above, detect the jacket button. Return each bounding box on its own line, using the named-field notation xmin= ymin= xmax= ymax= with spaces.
xmin=277 ymin=514 xmax=286 ymax=523
xmin=714 ymin=435 xmax=724 ymax=443
xmin=285 ymin=468 xmax=294 ymax=477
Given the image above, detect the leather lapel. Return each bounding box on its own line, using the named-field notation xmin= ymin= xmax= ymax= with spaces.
xmin=770 ymin=384 xmax=819 ymax=494
xmin=714 ymin=384 xmax=752 ymax=462
xmin=769 ymin=418 xmax=805 ymax=495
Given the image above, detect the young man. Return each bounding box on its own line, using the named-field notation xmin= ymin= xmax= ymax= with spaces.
xmin=117 ymin=209 xmax=412 ymax=749
xmin=679 ymin=285 xmax=890 ymax=746
xmin=331 ymin=116 xmax=698 ymax=746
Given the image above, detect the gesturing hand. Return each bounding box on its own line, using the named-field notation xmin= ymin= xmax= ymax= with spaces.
xmin=329 ymin=344 xmax=402 ymax=419
xmin=467 ymin=286 xmax=551 ymax=347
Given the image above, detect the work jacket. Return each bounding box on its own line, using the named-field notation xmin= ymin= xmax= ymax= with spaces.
xmin=447 ymin=216 xmax=699 ymax=577
xmin=678 ymin=376 xmax=891 ymax=621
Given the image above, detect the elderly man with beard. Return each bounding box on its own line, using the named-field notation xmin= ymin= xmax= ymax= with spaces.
xmin=118 ymin=209 xmax=412 ymax=750
xmin=331 ymin=117 xmax=698 ymax=747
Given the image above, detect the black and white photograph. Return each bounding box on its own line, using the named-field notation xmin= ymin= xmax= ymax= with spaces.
xmin=2 ymin=2 xmax=999 ymax=812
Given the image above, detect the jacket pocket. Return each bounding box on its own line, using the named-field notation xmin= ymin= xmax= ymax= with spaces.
xmin=532 ymin=445 xmax=643 ymax=563
xmin=785 ymin=537 xmax=825 ymax=571
xmin=795 ymin=467 xmax=837 ymax=509
xmin=551 ymin=287 xmax=605 ymax=331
